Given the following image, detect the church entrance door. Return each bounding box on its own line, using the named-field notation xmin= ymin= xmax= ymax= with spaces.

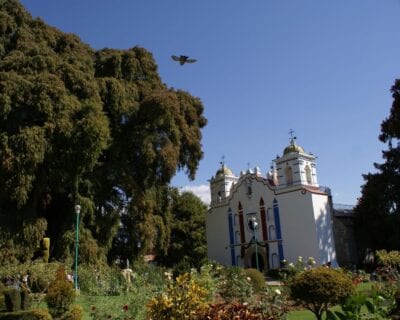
xmin=251 ymin=252 xmax=265 ymax=271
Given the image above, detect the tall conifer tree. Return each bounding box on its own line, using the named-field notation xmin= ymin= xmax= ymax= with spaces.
xmin=354 ymin=79 xmax=400 ymax=254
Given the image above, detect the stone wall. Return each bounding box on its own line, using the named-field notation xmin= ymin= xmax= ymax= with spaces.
xmin=331 ymin=209 xmax=358 ymax=268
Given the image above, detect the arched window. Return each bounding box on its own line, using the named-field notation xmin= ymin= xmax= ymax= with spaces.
xmin=238 ymin=202 xmax=243 ymax=211
xmin=285 ymin=166 xmax=293 ymax=185
xmin=305 ymin=165 xmax=312 ymax=184
xmin=259 ymin=198 xmax=264 ymax=207
xmin=269 ymin=225 xmax=276 ymax=240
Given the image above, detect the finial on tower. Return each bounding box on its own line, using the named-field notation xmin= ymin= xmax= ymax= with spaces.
xmin=289 ymin=129 xmax=297 ymax=145
xmin=220 ymin=155 xmax=225 ymax=167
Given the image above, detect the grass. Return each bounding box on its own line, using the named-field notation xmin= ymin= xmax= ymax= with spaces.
xmin=287 ymin=306 xmax=342 ymax=320
xmin=76 ymin=295 xmax=127 ymax=320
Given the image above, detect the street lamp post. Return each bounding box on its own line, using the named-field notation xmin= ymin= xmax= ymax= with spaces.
xmin=74 ymin=204 xmax=81 ymax=291
xmin=251 ymin=216 xmax=260 ymax=271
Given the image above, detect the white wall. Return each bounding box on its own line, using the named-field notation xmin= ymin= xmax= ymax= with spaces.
xmin=311 ymin=193 xmax=337 ymax=266
xmin=276 ymin=190 xmax=321 ymax=264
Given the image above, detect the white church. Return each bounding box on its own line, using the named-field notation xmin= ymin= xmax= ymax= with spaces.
xmin=206 ymin=137 xmax=338 ymax=271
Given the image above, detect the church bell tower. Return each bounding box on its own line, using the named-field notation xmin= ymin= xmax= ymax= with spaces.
xmin=274 ymin=135 xmax=319 ymax=189
xmin=209 ymin=161 xmax=237 ymax=206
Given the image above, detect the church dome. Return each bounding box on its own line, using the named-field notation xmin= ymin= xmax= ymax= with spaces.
xmin=216 ymin=164 xmax=233 ymax=177
xmin=283 ymin=139 xmax=305 ymax=155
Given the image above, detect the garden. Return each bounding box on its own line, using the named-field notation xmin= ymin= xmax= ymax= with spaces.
xmin=0 ymin=250 xmax=399 ymax=320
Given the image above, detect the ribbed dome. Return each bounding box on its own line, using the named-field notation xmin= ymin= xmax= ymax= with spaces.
xmin=216 ymin=164 xmax=233 ymax=177
xmin=283 ymin=139 xmax=305 ymax=155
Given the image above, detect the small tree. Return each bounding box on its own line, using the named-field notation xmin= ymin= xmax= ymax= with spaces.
xmin=289 ymin=267 xmax=354 ymax=320
xmin=45 ymin=266 xmax=75 ymax=319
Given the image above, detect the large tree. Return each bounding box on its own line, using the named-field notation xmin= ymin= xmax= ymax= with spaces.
xmin=354 ymin=79 xmax=400 ymax=255
xmin=0 ymin=0 xmax=206 ymax=264
xmin=158 ymin=190 xmax=207 ymax=269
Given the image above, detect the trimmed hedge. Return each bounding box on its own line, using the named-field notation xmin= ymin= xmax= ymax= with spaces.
xmin=242 ymin=268 xmax=266 ymax=293
xmin=0 ymin=308 xmax=52 ymax=319
xmin=3 ymin=289 xmax=20 ymax=312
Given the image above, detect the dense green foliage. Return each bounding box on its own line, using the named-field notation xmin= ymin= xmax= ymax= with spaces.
xmin=159 ymin=190 xmax=207 ymax=269
xmin=45 ymin=266 xmax=75 ymax=319
xmin=0 ymin=0 xmax=207 ymax=265
xmin=289 ymin=267 xmax=355 ymax=320
xmin=354 ymin=79 xmax=400 ymax=254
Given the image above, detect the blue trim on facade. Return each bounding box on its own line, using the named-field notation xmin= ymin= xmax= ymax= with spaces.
xmin=228 ymin=209 xmax=236 ymax=266
xmin=273 ymin=199 xmax=285 ymax=263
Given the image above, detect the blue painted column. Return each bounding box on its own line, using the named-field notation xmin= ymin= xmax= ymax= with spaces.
xmin=273 ymin=199 xmax=284 ymax=264
xmin=227 ymin=209 xmax=236 ymax=266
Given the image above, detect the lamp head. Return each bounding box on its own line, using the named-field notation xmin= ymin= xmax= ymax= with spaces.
xmin=74 ymin=205 xmax=81 ymax=214
xmin=248 ymin=216 xmax=258 ymax=231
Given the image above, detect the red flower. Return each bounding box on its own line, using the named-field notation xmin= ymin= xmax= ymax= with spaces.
xmin=123 ymin=304 xmax=129 ymax=312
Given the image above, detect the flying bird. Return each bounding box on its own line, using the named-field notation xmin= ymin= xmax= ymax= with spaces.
xmin=171 ymin=55 xmax=197 ymax=65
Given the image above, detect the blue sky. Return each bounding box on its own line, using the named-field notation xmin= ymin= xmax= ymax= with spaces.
xmin=20 ymin=0 xmax=400 ymax=205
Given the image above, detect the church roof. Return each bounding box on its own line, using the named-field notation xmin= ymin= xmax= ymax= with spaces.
xmin=216 ymin=164 xmax=233 ymax=177
xmin=283 ymin=138 xmax=305 ymax=155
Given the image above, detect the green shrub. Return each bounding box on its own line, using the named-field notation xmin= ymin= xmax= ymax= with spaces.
xmin=78 ymin=264 xmax=123 ymax=296
xmin=217 ymin=267 xmax=253 ymax=303
xmin=4 ymin=288 xmax=21 ymax=312
xmin=64 ymin=304 xmax=83 ymax=320
xmin=327 ymin=290 xmax=395 ymax=320
xmin=45 ymin=266 xmax=75 ymax=319
xmin=376 ymin=250 xmax=400 ymax=269
xmin=172 ymin=259 xmax=192 ymax=278
xmin=254 ymin=286 xmax=290 ymax=320
xmin=191 ymin=264 xmax=218 ymax=302
xmin=392 ymin=288 xmax=400 ymax=318
xmin=0 ymin=295 xmax=5 ymax=312
xmin=29 ymin=308 xmax=53 ymax=320
xmin=147 ymin=272 xmax=209 ymax=320
xmin=0 ymin=261 xmax=63 ymax=294
xmin=242 ymin=268 xmax=266 ymax=293
xmin=198 ymin=302 xmax=265 ymax=319
xmin=0 ymin=282 xmax=6 ymax=311
xmin=289 ymin=267 xmax=354 ymax=320
xmin=0 ymin=308 xmax=52 ymax=319
xmin=20 ymin=288 xmax=31 ymax=310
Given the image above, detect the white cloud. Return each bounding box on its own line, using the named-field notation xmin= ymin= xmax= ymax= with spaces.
xmin=180 ymin=184 xmax=210 ymax=205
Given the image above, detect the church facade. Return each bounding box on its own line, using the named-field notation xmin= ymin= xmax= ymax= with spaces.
xmin=206 ymin=138 xmax=338 ymax=270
